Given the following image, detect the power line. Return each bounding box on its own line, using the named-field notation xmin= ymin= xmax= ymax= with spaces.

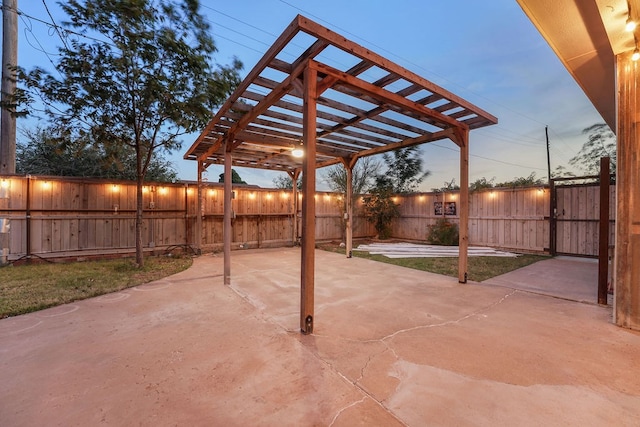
xmin=17 ymin=8 xmax=115 ymax=47
xmin=201 ymin=5 xmax=279 ymax=38
xmin=41 ymin=0 xmax=68 ymax=50
xmin=429 ymin=142 xmax=547 ymax=171
xmin=17 ymin=12 xmax=62 ymax=77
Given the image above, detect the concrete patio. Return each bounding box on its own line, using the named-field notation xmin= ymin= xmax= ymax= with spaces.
xmin=1 ymin=248 xmax=639 ymax=426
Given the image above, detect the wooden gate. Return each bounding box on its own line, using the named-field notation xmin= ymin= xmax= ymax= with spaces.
xmin=551 ymin=177 xmax=615 ymax=257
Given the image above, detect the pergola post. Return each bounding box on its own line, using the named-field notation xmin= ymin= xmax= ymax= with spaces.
xmin=195 ymin=161 xmax=204 ymax=254
xmin=342 ymin=158 xmax=354 ymax=258
xmin=457 ymin=128 xmax=469 ymax=283
xmin=300 ymin=64 xmax=317 ymax=334
xmin=288 ymin=169 xmax=301 ymax=244
xmin=223 ymin=143 xmax=233 ymax=286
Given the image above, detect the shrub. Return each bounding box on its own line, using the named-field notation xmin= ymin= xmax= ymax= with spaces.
xmin=427 ymin=219 xmax=459 ymax=246
xmin=362 ymin=182 xmax=399 ymax=240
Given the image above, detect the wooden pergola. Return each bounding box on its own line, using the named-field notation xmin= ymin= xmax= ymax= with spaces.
xmin=184 ymin=15 xmax=497 ymax=334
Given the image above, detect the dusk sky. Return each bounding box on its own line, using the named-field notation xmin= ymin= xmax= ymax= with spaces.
xmin=12 ymin=1 xmax=606 ymax=190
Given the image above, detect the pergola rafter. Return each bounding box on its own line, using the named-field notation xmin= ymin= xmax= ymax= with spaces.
xmin=185 ymin=15 xmax=497 ymax=334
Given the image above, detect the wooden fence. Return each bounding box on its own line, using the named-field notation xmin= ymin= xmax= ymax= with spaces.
xmin=0 ymin=175 xmax=615 ymax=262
xmin=0 ymin=176 xmax=374 ymax=262
xmin=392 ymin=187 xmax=550 ymax=252
xmin=554 ymin=182 xmax=616 ymax=256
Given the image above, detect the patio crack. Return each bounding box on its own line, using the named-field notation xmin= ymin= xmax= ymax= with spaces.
xmin=328 ymin=396 xmax=367 ymax=427
xmin=380 ymin=288 xmax=519 ymax=342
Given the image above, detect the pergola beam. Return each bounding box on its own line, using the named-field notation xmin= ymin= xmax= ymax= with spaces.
xmin=185 ymin=17 xmax=302 ymax=161
xmin=313 ymin=61 xmax=465 ymax=131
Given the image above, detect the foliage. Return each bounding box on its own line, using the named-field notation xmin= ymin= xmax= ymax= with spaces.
xmin=16 ymin=126 xmax=177 ymax=182
xmin=382 ymin=147 xmax=430 ymax=193
xmin=0 ymin=255 xmax=192 ymax=318
xmin=495 ymin=172 xmax=545 ymax=188
xmin=272 ymin=174 xmax=301 ymax=190
xmin=427 ymin=219 xmax=459 ymax=246
xmin=218 ymin=169 xmax=247 ymax=184
xmin=15 ymin=0 xmax=242 ymax=266
xmin=431 ymin=178 xmax=460 ymax=193
xmin=469 ymin=177 xmax=495 ymax=192
xmin=362 ymin=176 xmax=399 ymax=239
xmin=551 ymin=165 xmax=576 ymax=179
xmin=323 ymin=157 xmax=381 ymax=241
xmin=569 ymin=123 xmax=616 ymax=175
xmin=323 ymin=157 xmax=380 ymax=195
xmin=363 ymin=147 xmax=427 ymax=238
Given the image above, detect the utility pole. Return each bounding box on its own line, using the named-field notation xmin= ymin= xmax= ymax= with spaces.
xmin=1 ymin=0 xmax=18 ymax=174
xmin=545 ymin=125 xmax=551 ymax=184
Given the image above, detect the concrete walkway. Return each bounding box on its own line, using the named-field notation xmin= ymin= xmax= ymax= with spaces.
xmin=482 ymin=256 xmax=600 ymax=303
xmin=1 ymin=248 xmax=639 ymax=426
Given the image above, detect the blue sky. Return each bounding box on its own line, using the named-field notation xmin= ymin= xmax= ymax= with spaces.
xmin=12 ymin=0 xmax=605 ymax=190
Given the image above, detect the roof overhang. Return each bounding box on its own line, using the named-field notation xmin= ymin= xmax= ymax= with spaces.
xmin=184 ymin=15 xmax=497 ymax=173
xmin=516 ymin=0 xmax=640 ymax=132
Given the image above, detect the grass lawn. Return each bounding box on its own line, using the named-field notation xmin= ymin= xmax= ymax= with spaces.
xmin=318 ymin=241 xmax=548 ymax=282
xmin=0 ymin=255 xmax=193 ymax=318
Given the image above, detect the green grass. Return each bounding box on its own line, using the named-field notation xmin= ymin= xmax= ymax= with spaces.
xmin=0 ymin=256 xmax=193 ymax=318
xmin=319 ymin=242 xmax=548 ymax=282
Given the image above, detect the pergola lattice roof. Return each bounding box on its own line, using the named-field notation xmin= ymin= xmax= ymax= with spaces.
xmin=184 ymin=15 xmax=498 ymax=171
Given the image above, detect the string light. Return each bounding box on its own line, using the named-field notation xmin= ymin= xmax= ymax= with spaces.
xmin=626 ymin=17 xmax=636 ymax=32
xmin=291 ymin=147 xmax=304 ymax=158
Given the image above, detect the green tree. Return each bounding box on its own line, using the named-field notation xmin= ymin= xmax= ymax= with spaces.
xmin=323 ymin=157 xmax=380 ymax=195
xmin=17 ymin=126 xmax=177 ymax=182
xmin=17 ymin=0 xmax=242 ymax=266
xmin=218 ymin=169 xmax=247 ymax=184
xmin=569 ymin=123 xmax=616 ymax=175
xmin=382 ymin=146 xmax=430 ymax=193
xmin=272 ymin=174 xmax=301 ymax=190
xmin=362 ymin=175 xmax=399 ymax=239
xmin=323 ymin=157 xmax=380 ymax=242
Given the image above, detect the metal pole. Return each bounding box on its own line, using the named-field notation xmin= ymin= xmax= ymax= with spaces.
xmin=549 ymin=178 xmax=557 ymax=256
xmin=545 ymin=125 xmax=551 ymax=185
xmin=597 ymin=157 xmax=610 ymax=305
